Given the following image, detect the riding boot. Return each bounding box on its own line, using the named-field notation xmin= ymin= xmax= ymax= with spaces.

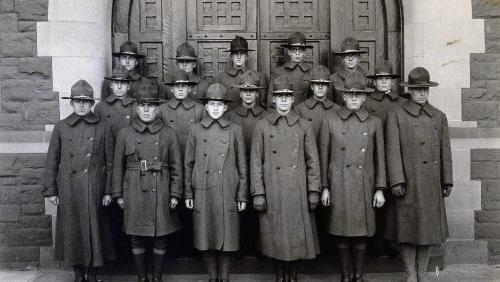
xmin=352 ymin=245 xmax=367 ymax=282
xmin=152 ymin=253 xmax=165 ymax=282
xmin=73 ymin=265 xmax=86 ymax=282
xmin=218 ymin=252 xmax=232 ymax=281
xmin=275 ymin=259 xmax=286 ymax=282
xmin=202 ymin=251 xmax=218 ymax=281
xmin=87 ymin=267 xmax=102 ymax=282
xmin=132 ymin=253 xmax=149 ymax=282
xmin=337 ymin=245 xmax=351 ymax=282
xmin=416 ymin=245 xmax=431 ymax=282
xmin=400 ymin=243 xmax=417 ymax=282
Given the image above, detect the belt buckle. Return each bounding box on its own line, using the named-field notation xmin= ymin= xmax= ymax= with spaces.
xmin=140 ymin=160 xmax=148 ymax=172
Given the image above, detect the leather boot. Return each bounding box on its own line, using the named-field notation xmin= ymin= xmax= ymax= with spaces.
xmin=133 ymin=253 xmax=148 ymax=282
xmin=87 ymin=267 xmax=102 ymax=282
xmin=337 ymin=246 xmax=351 ymax=282
xmin=352 ymin=247 xmax=366 ymax=282
xmin=400 ymin=244 xmax=417 ymax=282
xmin=288 ymin=260 xmax=298 ymax=282
xmin=73 ymin=265 xmax=86 ymax=282
xmin=202 ymin=251 xmax=218 ymax=281
xmin=275 ymin=260 xmax=286 ymax=282
xmin=152 ymin=253 xmax=165 ymax=282
xmin=218 ymin=252 xmax=231 ymax=281
xmin=416 ymin=246 xmax=431 ymax=282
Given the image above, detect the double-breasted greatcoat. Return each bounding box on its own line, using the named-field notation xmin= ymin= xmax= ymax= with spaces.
xmin=250 ymin=110 xmax=321 ymax=261
xmin=318 ymin=107 xmax=386 ymax=237
xmin=94 ymin=94 xmax=137 ymax=139
xmin=294 ymin=97 xmax=341 ymax=139
xmin=184 ymin=117 xmax=249 ymax=251
xmin=112 ymin=119 xmax=183 ymax=237
xmin=43 ymin=113 xmax=116 ymax=267
xmin=266 ymin=62 xmax=311 ymax=108
xmin=384 ymin=100 xmax=453 ymax=245
xmin=228 ymin=104 xmax=267 ymax=156
xmin=364 ymin=90 xmax=407 ymax=124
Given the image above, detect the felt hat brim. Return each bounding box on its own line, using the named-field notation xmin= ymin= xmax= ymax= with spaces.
xmin=233 ymin=84 xmax=266 ymax=90
xmin=104 ymin=76 xmax=133 ymax=81
xmin=112 ymin=52 xmax=145 ymax=58
xmin=335 ymin=86 xmax=375 ymax=94
xmin=306 ymin=79 xmax=331 ymax=84
xmin=399 ymin=81 xmax=439 ymax=87
xmin=333 ymin=50 xmax=368 ymax=56
xmin=198 ymin=97 xmax=234 ymax=103
xmin=366 ymin=74 xmax=400 ymax=79
xmin=61 ymin=96 xmax=99 ymax=101
xmin=164 ymin=81 xmax=198 ymax=86
xmin=272 ymin=90 xmax=294 ymax=95
xmin=168 ymin=56 xmax=199 ymax=61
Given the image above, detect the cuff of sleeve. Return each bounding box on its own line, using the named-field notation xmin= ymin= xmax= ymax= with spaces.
xmin=237 ymin=194 xmax=248 ymax=202
xmin=184 ymin=189 xmax=193 ymax=199
xmin=170 ymin=191 xmax=183 ymax=199
xmin=375 ymin=186 xmax=386 ymax=191
xmin=390 ymin=181 xmax=405 ymax=189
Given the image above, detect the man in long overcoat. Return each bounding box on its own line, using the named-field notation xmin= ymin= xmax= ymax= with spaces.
xmin=384 ymin=67 xmax=453 ymax=282
xmin=43 ymin=80 xmax=116 ymax=282
xmin=318 ymin=72 xmax=386 ymax=282
xmin=112 ymin=83 xmax=183 ymax=282
xmin=184 ymin=83 xmax=248 ymax=282
xmin=251 ymin=75 xmax=321 ymax=282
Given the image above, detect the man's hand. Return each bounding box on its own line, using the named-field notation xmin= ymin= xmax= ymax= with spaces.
xmin=185 ymin=199 xmax=194 ymax=209
xmin=253 ymin=195 xmax=266 ymax=212
xmin=170 ymin=197 xmax=179 ymax=210
xmin=102 ymin=195 xmax=112 ymax=206
xmin=116 ymin=198 xmax=124 ymax=209
xmin=308 ymin=192 xmax=320 ymax=210
xmin=321 ymin=188 xmax=331 ymax=207
xmin=442 ymin=186 xmax=452 ymax=198
xmin=237 ymin=201 xmax=247 ymax=212
xmin=391 ymin=184 xmax=406 ymax=197
xmin=373 ymin=190 xmax=385 ymax=208
xmin=47 ymin=196 xmax=59 ymax=206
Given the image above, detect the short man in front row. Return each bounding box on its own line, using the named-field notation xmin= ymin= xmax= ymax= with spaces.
xmin=43 ymin=80 xmax=116 ymax=282
xmin=213 ymin=36 xmax=266 ymax=111
xmin=184 ymin=83 xmax=248 ymax=281
xmin=251 ymin=76 xmax=320 ymax=282
xmin=112 ymin=84 xmax=183 ymax=282
xmin=267 ymin=32 xmax=313 ymax=108
xmin=385 ymin=67 xmax=453 ymax=282
xmin=318 ymin=72 xmax=386 ymax=282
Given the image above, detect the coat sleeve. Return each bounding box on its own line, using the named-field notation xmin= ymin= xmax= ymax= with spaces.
xmin=234 ymin=126 xmax=249 ymax=202
xmin=103 ymin=120 xmax=114 ymax=195
xmin=250 ymin=122 xmax=266 ymax=196
xmin=385 ymin=110 xmax=405 ymax=188
xmin=303 ymin=123 xmax=321 ymax=194
xmin=42 ymin=122 xmax=62 ymax=197
xmin=318 ymin=118 xmax=331 ymax=188
xmin=111 ymin=129 xmax=127 ymax=198
xmin=373 ymin=117 xmax=387 ymax=190
xmin=440 ymin=114 xmax=453 ymax=187
xmin=168 ymin=131 xmax=184 ymax=199
xmin=184 ymin=130 xmax=196 ymax=199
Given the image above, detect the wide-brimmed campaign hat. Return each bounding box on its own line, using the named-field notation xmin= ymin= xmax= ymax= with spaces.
xmin=164 ymin=70 xmax=198 ymax=86
xmin=281 ymin=32 xmax=314 ymax=49
xmin=272 ymin=76 xmax=294 ymax=95
xmin=62 ymin=80 xmax=98 ymax=101
xmin=199 ymin=83 xmax=234 ymax=103
xmin=335 ymin=72 xmax=374 ymax=94
xmin=305 ymin=65 xmax=331 ymax=84
xmin=366 ymin=60 xmax=400 ymax=79
xmin=112 ymin=41 xmax=145 ymax=58
xmin=134 ymin=83 xmax=166 ymax=104
xmin=223 ymin=36 xmax=255 ymax=53
xmin=334 ymin=37 xmax=368 ymax=56
xmin=399 ymin=67 xmax=439 ymax=88
xmin=169 ymin=43 xmax=198 ymax=61
xmin=104 ymin=65 xmax=133 ymax=81
xmin=233 ymin=70 xmax=265 ymax=90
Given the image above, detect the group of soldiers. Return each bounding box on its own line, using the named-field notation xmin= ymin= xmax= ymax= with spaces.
xmin=42 ymin=31 xmax=453 ymax=282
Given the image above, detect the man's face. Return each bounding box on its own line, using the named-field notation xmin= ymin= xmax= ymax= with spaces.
xmin=409 ymin=87 xmax=429 ymax=105
xmin=205 ymin=100 xmax=228 ymax=120
xmin=110 ymin=81 xmax=130 ymax=98
xmin=71 ymin=99 xmax=94 ymax=117
xmin=375 ymin=76 xmax=393 ymax=92
xmin=342 ymin=54 xmax=360 ymax=70
xmin=240 ymin=89 xmax=258 ymax=106
xmin=273 ymin=94 xmax=294 ymax=113
xmin=119 ymin=55 xmax=138 ymax=71
xmin=172 ymin=84 xmax=190 ymax=100
xmin=310 ymin=83 xmax=328 ymax=99
xmin=287 ymin=47 xmax=306 ymax=64
xmin=343 ymin=93 xmax=366 ymax=111
xmin=231 ymin=51 xmax=247 ymax=68
xmin=136 ymin=102 xmax=159 ymax=123
xmin=176 ymin=60 xmax=196 ymax=74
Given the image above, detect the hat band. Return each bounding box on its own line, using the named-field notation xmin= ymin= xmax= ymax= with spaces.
xmin=172 ymin=80 xmax=191 ymax=83
xmin=273 ymin=89 xmax=293 ymax=93
xmin=289 ymin=43 xmax=306 ymax=47
xmin=121 ymin=51 xmax=139 ymax=55
xmin=343 ymin=49 xmax=360 ymax=52
xmin=71 ymin=95 xmax=94 ymax=99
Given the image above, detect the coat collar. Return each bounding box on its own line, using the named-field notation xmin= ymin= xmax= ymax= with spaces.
xmin=200 ymin=116 xmax=231 ymax=128
xmin=225 ymin=64 xmax=249 ymax=76
xmin=283 ymin=61 xmax=310 ymax=72
xmin=129 ymin=69 xmax=142 ymax=80
xmin=304 ymin=96 xmax=335 ymax=109
xmin=65 ymin=112 xmax=99 ymax=126
xmin=403 ymin=100 xmax=437 ymax=117
xmin=234 ymin=104 xmax=265 ymax=117
xmin=266 ymin=110 xmax=300 ymax=126
xmin=370 ymin=90 xmax=399 ymax=101
xmin=131 ymin=119 xmax=163 ymax=133
xmin=337 ymin=106 xmax=369 ymax=122
xmin=335 ymin=65 xmax=367 ymax=80
xmin=105 ymin=94 xmax=135 ymax=106
xmin=167 ymin=97 xmax=196 ymax=110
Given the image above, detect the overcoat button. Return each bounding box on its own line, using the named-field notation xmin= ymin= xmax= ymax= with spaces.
xmin=434 ymin=160 xmax=438 ymax=164
xmin=292 ymin=165 xmax=296 ymax=168
xmin=152 ymin=189 xmax=156 ymax=192
xmin=363 ymin=132 xmax=367 ymax=136
xmin=346 ymin=164 xmax=351 ymax=168
xmin=126 ymin=115 xmax=130 ymax=119
xmin=361 ymin=148 xmax=366 ymax=152
xmin=72 ymin=170 xmax=77 ymax=174
xmin=89 ymin=137 xmax=94 ymax=141
xmin=276 ymin=167 xmax=280 ymax=170
xmin=420 ymin=141 xmax=425 ymax=145
xmin=358 ymin=165 xmax=363 ymax=169
xmin=153 ymin=157 xmax=158 ymax=160
xmin=205 ymin=170 xmax=209 ymax=174
xmin=341 ymin=147 xmax=345 ymax=151
xmin=86 ymin=153 xmax=91 ymax=157
xmin=308 ymin=118 xmax=312 ymax=121
xmin=70 ymin=153 xmax=74 ymax=157
xmin=154 ymin=142 xmax=158 ymax=146
xmin=170 ymin=120 xmax=174 ymax=123
xmin=137 ymin=140 xmax=142 ymax=144
xmin=218 ymin=170 xmax=222 ymax=174
xmin=153 ymin=173 xmax=156 ymax=176
xmin=422 ymin=161 xmax=427 ymax=164
xmin=270 ymin=135 xmax=274 ymax=138
xmin=272 ymin=150 xmax=277 ymax=154
xmin=83 ymin=169 xmax=88 ymax=172
xmin=204 ymin=139 xmax=207 ymax=142
xmin=204 ymin=153 xmax=207 ymax=157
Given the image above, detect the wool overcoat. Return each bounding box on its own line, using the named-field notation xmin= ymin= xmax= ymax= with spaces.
xmin=101 ymin=69 xmax=143 ymax=99
xmin=112 ymin=119 xmax=183 ymax=237
xmin=364 ymin=90 xmax=407 ymax=124
xmin=250 ymin=110 xmax=321 ymax=261
xmin=164 ymin=72 xmax=209 ymax=104
xmin=228 ymin=104 xmax=267 ymax=156
xmin=43 ymin=113 xmax=116 ymax=267
xmin=184 ymin=117 xmax=249 ymax=251
xmin=294 ymin=97 xmax=341 ymax=140
xmin=384 ymin=100 xmax=453 ymax=245
xmin=94 ymin=94 xmax=137 ymax=139
xmin=318 ymin=107 xmax=386 ymax=237
xmin=266 ymin=62 xmax=311 ymax=108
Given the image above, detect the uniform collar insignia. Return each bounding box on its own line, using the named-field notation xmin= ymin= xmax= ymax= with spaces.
xmin=132 ymin=119 xmax=163 ymax=133
xmin=200 ymin=116 xmax=231 ymax=128
xmin=305 ymin=96 xmax=334 ymax=109
xmin=65 ymin=112 xmax=99 ymax=126
xmin=283 ymin=61 xmax=311 ymax=72
xmin=403 ymin=100 xmax=436 ymax=117
xmin=338 ymin=106 xmax=369 ymax=122
xmin=225 ymin=64 xmax=249 ymax=76
xmin=266 ymin=110 xmax=300 ymax=126
xmin=168 ymin=97 xmax=195 ymax=110
xmin=370 ymin=90 xmax=399 ymax=101
xmin=235 ymin=104 xmax=265 ymax=117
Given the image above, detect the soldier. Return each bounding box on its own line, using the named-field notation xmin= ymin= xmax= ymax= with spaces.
xmin=385 ymin=67 xmax=453 ymax=282
xmin=213 ymin=36 xmax=266 ymax=111
xmin=184 ymin=83 xmax=248 ymax=282
xmin=251 ymin=76 xmax=320 ymax=282
xmin=165 ymin=42 xmax=209 ymax=103
xmin=266 ymin=32 xmax=313 ymax=108
xmin=112 ymin=83 xmax=183 ymax=282
xmin=227 ymin=69 xmax=267 ymax=256
xmin=102 ymin=41 xmax=146 ymax=99
xmin=318 ymin=72 xmax=386 ymax=282
xmin=330 ymin=37 xmax=371 ymax=105
xmin=43 ymin=80 xmax=115 ymax=282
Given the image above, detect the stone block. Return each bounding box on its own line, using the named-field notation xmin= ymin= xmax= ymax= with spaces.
xmin=20 ymin=215 xmax=50 ymax=228
xmin=1 ymin=79 xmax=34 ymax=102
xmin=0 ymin=58 xmax=17 ymax=66
xmin=15 ymin=0 xmax=48 ymax=21
xmin=471 ymin=161 xmax=500 ymax=179
xmin=0 ymin=66 xmax=19 ymax=79
xmin=0 ymin=185 xmax=44 ymax=204
xmin=451 ymin=149 xmax=471 ymax=180
xmin=482 ymin=179 xmax=500 ymax=203
xmin=444 ymin=240 xmax=488 ymax=265
xmin=0 ymin=205 xmax=20 ymax=222
xmin=486 ymin=80 xmax=500 ymax=100
xmin=445 ymin=180 xmax=481 ymax=211
xmin=472 ymin=149 xmax=500 ymax=161
xmin=489 ymin=239 xmax=500 ymax=256
xmin=472 ymin=0 xmax=500 ymax=18
xmin=5 ymin=228 xmax=51 ymax=246
xmin=20 ymin=204 xmax=44 ymax=215
xmin=19 ymin=168 xmax=44 ymax=185
xmin=0 ymin=32 xmax=35 ymax=57
xmin=447 ymin=210 xmax=475 ymax=239
xmin=0 ymin=177 xmax=19 ymax=186
xmin=0 ymin=14 xmax=17 ymax=32
xmin=17 ymin=57 xmax=51 ymax=79
xmin=0 ymin=0 xmax=14 ymax=12
xmin=0 ymin=246 xmax=39 ymax=262
xmin=1 ymin=101 xmax=21 ymax=113
xmin=462 ymin=88 xmax=487 ymax=100
xmin=475 ymin=210 xmax=500 ymax=223
xmin=15 ymin=154 xmax=46 ymax=168
xmin=470 ymin=61 xmax=500 ymax=81
xmin=17 ymin=21 xmax=36 ymax=32
xmin=462 ymin=100 xmax=498 ymax=121
xmin=475 ymin=223 xmax=500 ymax=239
xmin=21 ymin=101 xmax=59 ymax=124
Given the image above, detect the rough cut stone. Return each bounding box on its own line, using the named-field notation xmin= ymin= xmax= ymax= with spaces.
xmin=0 ymin=14 xmax=17 ymax=32
xmin=0 ymin=205 xmax=20 ymax=222
xmin=18 ymin=57 xmax=51 ymax=78
xmin=462 ymin=100 xmax=498 ymax=121
xmin=1 ymin=79 xmax=34 ymax=102
xmin=17 ymin=21 xmax=36 ymax=32
xmin=21 ymin=101 xmax=59 ymax=124
xmin=0 ymin=32 xmax=35 ymax=57
xmin=14 ymin=0 xmax=48 ymax=21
